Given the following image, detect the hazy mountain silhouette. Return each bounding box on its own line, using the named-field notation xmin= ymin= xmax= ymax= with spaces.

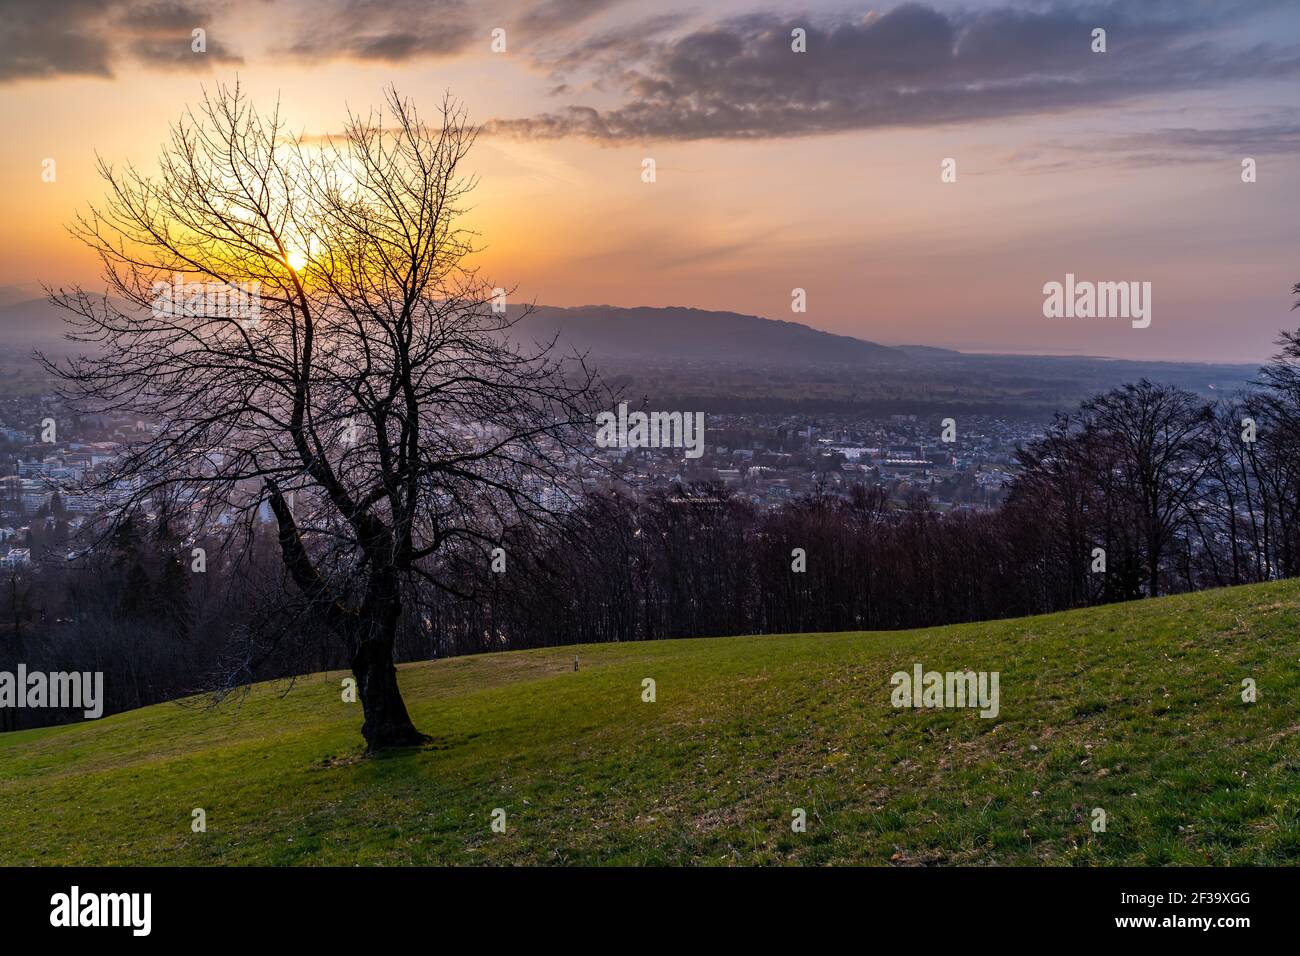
xmin=0 ymin=284 xmax=44 ymax=308
xmin=0 ymin=296 xmax=74 ymax=346
xmin=0 ymin=295 xmax=1258 ymax=400
xmin=2 ymin=297 xmax=909 ymax=366
xmin=510 ymin=305 xmax=909 ymax=366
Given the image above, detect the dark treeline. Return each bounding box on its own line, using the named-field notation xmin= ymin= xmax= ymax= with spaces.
xmin=419 ymin=337 xmax=1300 ymax=656
xmin=6 ymin=333 xmax=1300 ymax=729
xmin=0 ymin=507 xmax=338 ymax=732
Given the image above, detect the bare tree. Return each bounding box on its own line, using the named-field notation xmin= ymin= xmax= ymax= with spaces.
xmin=1079 ymin=380 xmax=1214 ymax=598
xmin=43 ymin=84 xmax=601 ymax=751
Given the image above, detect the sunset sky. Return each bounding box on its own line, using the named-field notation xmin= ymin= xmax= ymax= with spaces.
xmin=1 ymin=0 xmax=1298 ymax=361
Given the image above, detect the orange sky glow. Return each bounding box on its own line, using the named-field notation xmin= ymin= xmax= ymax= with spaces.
xmin=2 ymin=0 xmax=1298 ymax=362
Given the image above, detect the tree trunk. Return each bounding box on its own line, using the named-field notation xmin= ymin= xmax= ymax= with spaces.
xmin=1147 ymin=542 xmax=1161 ymax=598
xmin=352 ymin=637 xmax=426 ymax=752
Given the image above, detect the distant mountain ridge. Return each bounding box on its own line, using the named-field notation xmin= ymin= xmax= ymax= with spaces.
xmin=0 ymin=297 xmax=905 ymax=366
xmin=0 ymin=284 xmax=43 ymax=308
xmin=0 ymin=297 xmax=1258 ymax=387
xmin=509 ymin=304 xmax=907 ymax=366
xmin=0 ymin=297 xmax=73 ymax=347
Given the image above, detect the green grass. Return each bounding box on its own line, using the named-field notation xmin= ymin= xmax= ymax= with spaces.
xmin=3 ymin=579 xmax=1300 ymax=865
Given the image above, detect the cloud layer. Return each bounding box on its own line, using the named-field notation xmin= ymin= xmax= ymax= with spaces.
xmin=489 ymin=1 xmax=1300 ymax=141
xmin=0 ymin=0 xmax=629 ymax=80
xmin=0 ymin=0 xmax=241 ymax=82
xmin=5 ymin=0 xmax=1299 ymax=152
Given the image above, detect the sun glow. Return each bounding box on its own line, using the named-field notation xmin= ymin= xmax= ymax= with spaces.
xmin=285 ymin=250 xmax=309 ymax=271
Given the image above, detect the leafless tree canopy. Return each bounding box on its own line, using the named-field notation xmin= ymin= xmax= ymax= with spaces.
xmin=44 ymin=84 xmax=603 ymax=750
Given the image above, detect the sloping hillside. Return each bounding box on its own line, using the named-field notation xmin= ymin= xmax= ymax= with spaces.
xmin=2 ymin=580 xmax=1299 ymax=865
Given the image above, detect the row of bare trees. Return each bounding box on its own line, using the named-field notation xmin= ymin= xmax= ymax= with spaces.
xmin=1011 ymin=370 xmax=1300 ymax=604
xmin=402 ymin=349 xmax=1300 ymax=657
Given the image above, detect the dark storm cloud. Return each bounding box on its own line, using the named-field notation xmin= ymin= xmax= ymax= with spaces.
xmin=488 ymin=1 xmax=1300 ymax=141
xmin=118 ymin=1 xmax=242 ymax=66
xmin=0 ymin=0 xmax=117 ymax=81
xmin=0 ymin=0 xmax=241 ymax=82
